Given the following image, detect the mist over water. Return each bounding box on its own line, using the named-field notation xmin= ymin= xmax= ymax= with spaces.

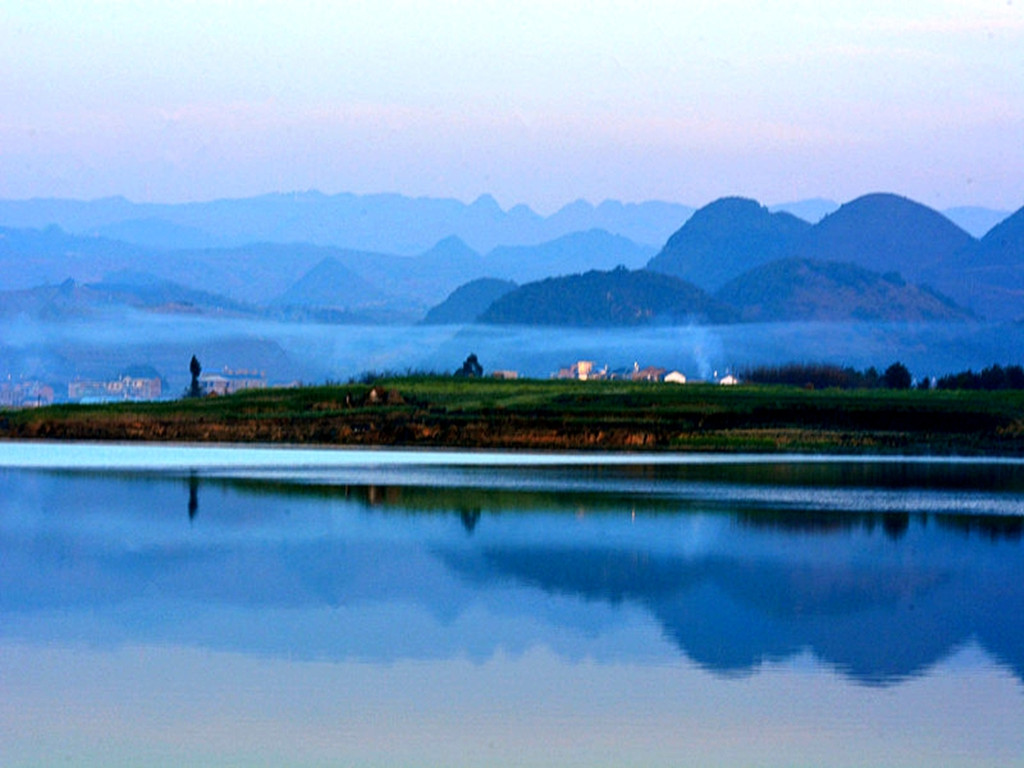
xmin=2 ymin=311 xmax=1022 ymax=392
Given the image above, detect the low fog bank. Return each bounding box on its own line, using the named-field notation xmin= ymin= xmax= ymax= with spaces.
xmin=426 ymin=322 xmax=1024 ymax=382
xmin=2 ymin=312 xmax=1022 ymax=396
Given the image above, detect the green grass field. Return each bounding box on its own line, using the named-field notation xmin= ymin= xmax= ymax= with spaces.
xmin=2 ymin=376 xmax=1023 ymax=454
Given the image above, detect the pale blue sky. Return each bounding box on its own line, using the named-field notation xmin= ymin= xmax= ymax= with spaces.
xmin=1 ymin=0 xmax=1020 ymax=211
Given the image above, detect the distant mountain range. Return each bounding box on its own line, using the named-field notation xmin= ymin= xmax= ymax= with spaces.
xmin=0 ymin=190 xmax=1020 ymax=327
xmin=421 ymin=278 xmax=518 ymax=325
xmin=0 ymin=192 xmax=694 ymax=254
xmin=0 ymin=224 xmax=655 ymax=320
xmin=941 ymin=207 xmax=1014 ymax=239
xmin=716 ymin=259 xmax=971 ymax=323
xmin=482 ymin=229 xmax=654 ymax=283
xmin=452 ymin=261 xmax=969 ymax=327
xmin=790 ymin=194 xmax=975 ymax=282
xmin=933 ymin=206 xmax=1024 ymax=320
xmin=644 ymin=193 xmax=1024 ymax=323
xmin=766 ymin=200 xmax=1009 ymax=238
xmin=430 ymin=192 xmax=1021 ymax=326
xmin=647 ymin=198 xmax=810 ymax=291
xmin=478 ymin=267 xmax=736 ymax=326
xmin=270 ymin=258 xmax=390 ymax=317
xmin=0 ymin=274 xmax=252 ymax=321
xmin=0 ymin=190 xmax=1008 ymax=255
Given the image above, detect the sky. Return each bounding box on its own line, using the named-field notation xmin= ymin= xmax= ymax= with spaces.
xmin=1 ymin=0 xmax=1021 ymax=213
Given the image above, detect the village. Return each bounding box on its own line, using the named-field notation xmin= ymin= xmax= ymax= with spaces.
xmin=550 ymin=360 xmax=737 ymax=385
xmin=0 ymin=356 xmax=741 ymax=410
xmin=1 ymin=365 xmax=272 ymax=408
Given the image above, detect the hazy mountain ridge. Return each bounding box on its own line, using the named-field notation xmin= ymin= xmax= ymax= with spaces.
xmin=421 ymin=278 xmax=518 ymax=325
xmin=646 ymin=192 xmax=1024 ymax=322
xmin=0 ymin=225 xmax=150 ymax=289
xmin=792 ymin=193 xmax=975 ymax=282
xmin=94 ymin=217 xmax=221 ymax=250
xmin=0 ymin=191 xmax=694 ymax=254
xmin=647 ymin=198 xmax=812 ymax=291
xmin=929 ymin=207 xmax=1024 ymax=321
xmin=478 ymin=267 xmax=736 ymax=327
xmin=0 ymin=189 xmax=1009 ymax=258
xmin=482 ymin=229 xmax=655 ymax=283
xmin=0 ymin=223 xmax=659 ymax=318
xmin=715 ymin=259 xmax=972 ymax=322
xmin=1 ymin=191 xmax=1020 ymax=328
xmin=0 ymin=275 xmax=253 ymax=320
xmin=648 ymin=193 xmax=976 ymax=292
xmin=964 ymin=206 xmax=1024 ymax=268
xmin=793 ymin=193 xmax=1022 ymax=321
xmin=942 ymin=206 xmax=1013 ymax=239
xmin=768 ymin=199 xmax=1010 ymax=238
xmin=460 ymin=260 xmax=973 ymax=327
xmin=271 ymin=258 xmax=389 ymax=310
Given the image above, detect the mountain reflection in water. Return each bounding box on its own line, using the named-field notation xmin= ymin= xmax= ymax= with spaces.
xmin=2 ymin=462 xmax=1023 ymax=689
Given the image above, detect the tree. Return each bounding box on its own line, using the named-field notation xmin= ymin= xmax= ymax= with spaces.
xmin=862 ymin=366 xmax=881 ymax=389
xmin=1007 ymin=365 xmax=1024 ymax=389
xmin=455 ymin=353 xmax=483 ymax=378
xmin=189 ymin=355 xmax=202 ymax=397
xmin=883 ymin=361 xmax=912 ymax=390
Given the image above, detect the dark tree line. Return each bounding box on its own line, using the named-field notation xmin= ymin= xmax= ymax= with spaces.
xmin=743 ymin=361 xmax=1024 ymax=391
xmin=935 ymin=364 xmax=1024 ymax=391
xmin=742 ymin=362 xmax=912 ymax=390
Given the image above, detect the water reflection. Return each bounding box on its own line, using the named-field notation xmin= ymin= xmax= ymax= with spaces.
xmin=188 ymin=471 xmax=199 ymax=520
xmin=3 ymin=464 xmax=1022 ymax=691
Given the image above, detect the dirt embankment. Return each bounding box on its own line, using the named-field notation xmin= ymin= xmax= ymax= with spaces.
xmin=0 ymin=408 xmax=998 ymax=454
xmin=2 ymin=410 xmax=659 ymax=449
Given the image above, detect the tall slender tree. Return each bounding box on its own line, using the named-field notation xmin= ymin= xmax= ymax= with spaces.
xmin=189 ymin=355 xmax=202 ymax=398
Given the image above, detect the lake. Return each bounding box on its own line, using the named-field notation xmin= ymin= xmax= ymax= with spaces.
xmin=2 ymin=444 xmax=1023 ymax=767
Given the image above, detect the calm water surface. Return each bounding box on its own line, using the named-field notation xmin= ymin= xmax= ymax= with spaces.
xmin=1 ymin=443 xmax=1023 ymax=767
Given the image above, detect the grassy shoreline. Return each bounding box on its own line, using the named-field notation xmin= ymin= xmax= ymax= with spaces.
xmin=2 ymin=377 xmax=1023 ymax=455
